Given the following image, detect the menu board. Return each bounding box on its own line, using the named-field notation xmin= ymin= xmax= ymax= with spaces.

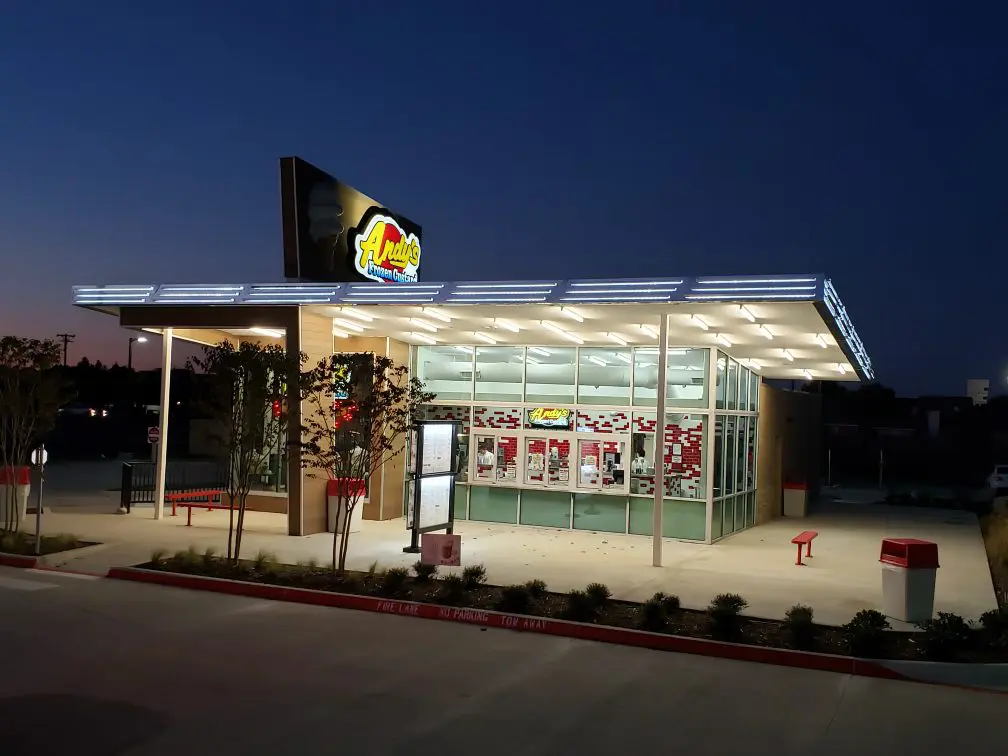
xmin=421 ymin=423 xmax=454 ymax=475
xmin=418 ymin=475 xmax=452 ymax=529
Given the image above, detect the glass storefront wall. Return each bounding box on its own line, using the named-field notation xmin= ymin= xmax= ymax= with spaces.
xmin=411 ymin=344 xmax=760 ymax=543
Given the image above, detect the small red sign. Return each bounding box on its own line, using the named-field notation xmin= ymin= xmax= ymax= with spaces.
xmin=421 ymin=533 xmax=461 ymax=566
xmin=147 ymin=426 xmax=160 ymax=444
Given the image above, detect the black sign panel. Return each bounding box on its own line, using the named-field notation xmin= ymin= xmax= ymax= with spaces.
xmin=279 ymin=156 xmax=422 ymax=283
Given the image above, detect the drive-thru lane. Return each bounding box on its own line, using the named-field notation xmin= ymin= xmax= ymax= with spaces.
xmin=0 ymin=566 xmax=1003 ymax=756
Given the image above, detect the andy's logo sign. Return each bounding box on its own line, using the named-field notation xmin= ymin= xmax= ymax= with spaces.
xmin=351 ymin=209 xmax=421 ymax=284
xmin=526 ymin=407 xmax=572 ymax=429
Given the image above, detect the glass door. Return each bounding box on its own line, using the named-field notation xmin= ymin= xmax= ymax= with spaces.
xmin=497 ymin=434 xmax=519 ymax=483
xmin=600 ymin=436 xmax=629 ymax=495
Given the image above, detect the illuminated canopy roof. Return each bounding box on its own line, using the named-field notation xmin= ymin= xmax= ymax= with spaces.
xmin=72 ymin=274 xmax=873 ymax=382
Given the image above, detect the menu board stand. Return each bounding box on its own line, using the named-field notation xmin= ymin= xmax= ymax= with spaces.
xmin=404 ymin=420 xmax=461 ymax=554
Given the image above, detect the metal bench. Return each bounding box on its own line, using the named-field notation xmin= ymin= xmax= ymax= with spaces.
xmin=791 ymin=530 xmax=818 ymax=566
xmin=166 ymin=489 xmax=226 ymax=526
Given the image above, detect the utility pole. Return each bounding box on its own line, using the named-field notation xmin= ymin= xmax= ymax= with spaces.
xmin=56 ymin=333 xmax=75 ymax=366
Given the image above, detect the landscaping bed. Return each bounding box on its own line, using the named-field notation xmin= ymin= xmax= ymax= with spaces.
xmin=145 ymin=547 xmax=1008 ymax=664
xmin=0 ymin=531 xmax=93 ymax=557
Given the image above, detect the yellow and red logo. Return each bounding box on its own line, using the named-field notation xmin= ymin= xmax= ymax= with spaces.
xmin=353 ymin=212 xmax=421 ymax=284
xmin=527 ymin=407 xmax=571 ymax=428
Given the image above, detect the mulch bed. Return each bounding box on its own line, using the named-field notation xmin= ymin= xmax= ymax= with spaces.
xmin=142 ymin=554 xmax=1008 ymax=664
xmin=0 ymin=533 xmax=95 ymax=557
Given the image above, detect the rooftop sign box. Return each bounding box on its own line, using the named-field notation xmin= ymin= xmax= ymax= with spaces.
xmin=279 ymin=156 xmax=422 ymax=284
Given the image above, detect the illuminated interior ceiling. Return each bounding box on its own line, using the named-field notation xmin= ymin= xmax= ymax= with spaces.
xmin=72 ymin=275 xmax=872 ymax=382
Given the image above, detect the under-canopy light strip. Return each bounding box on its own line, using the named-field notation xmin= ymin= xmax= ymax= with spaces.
xmin=454 ymin=283 xmax=556 ymax=289
xmin=569 ymin=280 xmax=684 ymax=287
xmin=445 ymin=297 xmax=546 ymax=303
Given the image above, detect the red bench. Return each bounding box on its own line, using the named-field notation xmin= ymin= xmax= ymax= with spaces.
xmin=791 ymin=530 xmax=818 ymax=566
xmin=166 ymin=489 xmax=225 ymax=526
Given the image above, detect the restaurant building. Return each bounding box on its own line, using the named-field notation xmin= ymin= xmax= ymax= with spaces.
xmin=71 ymin=274 xmax=872 ymax=556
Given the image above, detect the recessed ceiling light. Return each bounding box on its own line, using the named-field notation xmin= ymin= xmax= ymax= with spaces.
xmin=333 ymin=329 xmax=349 ymax=339
xmin=691 ymin=315 xmax=709 ymax=330
xmin=802 ymin=369 xmax=813 ymax=381
xmin=250 ymin=327 xmax=282 ymax=338
xmin=410 ymin=318 xmax=439 ymax=333
xmin=410 ymin=332 xmax=437 ymax=345
xmin=607 ymin=332 xmax=628 ymax=346
xmin=559 ymin=306 xmax=584 ymax=323
xmin=834 ymin=363 xmax=848 ymax=374
xmin=422 ymin=307 xmax=452 ymax=323
xmin=815 ymin=333 xmax=829 ymax=348
xmin=715 ymin=333 xmax=732 ymax=347
xmin=639 ymin=324 xmax=658 ymax=339
xmin=739 ymin=305 xmax=756 ymax=322
xmin=340 ymin=307 xmax=374 ymax=322
xmin=541 ymin=320 xmax=583 ymax=344
xmin=332 ymin=318 xmax=365 ymax=333
xmin=782 ymin=349 xmax=794 ymax=362
xmin=759 ymin=324 xmax=774 ymax=340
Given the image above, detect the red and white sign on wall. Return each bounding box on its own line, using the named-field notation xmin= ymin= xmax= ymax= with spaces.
xmin=421 ymin=533 xmax=461 ymax=566
xmin=147 ymin=426 xmax=160 ymax=444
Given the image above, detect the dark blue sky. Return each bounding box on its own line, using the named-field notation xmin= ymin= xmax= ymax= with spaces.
xmin=1 ymin=1 xmax=1004 ymax=394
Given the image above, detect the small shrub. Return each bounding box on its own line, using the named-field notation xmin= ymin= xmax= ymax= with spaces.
xmin=659 ymin=593 xmax=681 ymax=614
xmin=201 ymin=546 xmax=218 ymax=569
xmin=175 ymin=546 xmax=201 ymax=568
xmin=381 ymin=567 xmax=410 ymax=596
xmin=916 ymin=612 xmax=973 ymax=661
xmin=252 ymin=550 xmax=278 ymax=574
xmin=149 ymin=548 xmax=167 ymax=566
xmin=585 ymin=582 xmax=612 ymax=607
xmin=439 ymin=573 xmax=468 ymax=604
xmin=843 ymin=609 xmax=891 ymax=657
xmin=461 ymin=563 xmax=487 ymax=589
xmin=497 ymin=584 xmax=533 ymax=614
xmin=979 ymin=608 xmax=1008 ymax=647
xmin=413 ymin=561 xmax=438 ymax=582
xmin=640 ymin=592 xmax=672 ymax=631
xmin=367 ymin=560 xmax=380 ymax=578
xmin=784 ymin=604 xmax=815 ymax=650
xmin=525 ymin=579 xmax=548 ymax=599
xmin=564 ymin=589 xmax=599 ymax=622
xmin=708 ymin=593 xmax=748 ymax=640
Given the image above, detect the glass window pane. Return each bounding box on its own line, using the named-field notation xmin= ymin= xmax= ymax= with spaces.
xmin=525 ymin=437 xmax=547 ymax=485
xmin=630 ymin=412 xmax=657 ymax=497
xmin=469 ymin=486 xmax=517 ymax=524
xmin=738 ymin=365 xmax=749 ymax=411
xmin=578 ymin=347 xmax=631 ymax=405
xmin=734 ymin=494 xmax=746 ymax=533
xmin=712 ymin=415 xmax=724 ymax=499
xmin=715 ymin=352 xmax=727 ymax=409
xmin=712 ymin=497 xmax=723 ymax=540
xmin=723 ymin=415 xmax=737 ymax=496
xmin=600 ymin=437 xmax=628 ymax=492
xmin=548 ymin=437 xmax=571 ymax=487
xmin=525 ymin=346 xmax=575 ymax=404
xmin=663 ymin=413 xmax=706 ymax=501
xmin=634 ymin=347 xmax=708 ymax=408
xmin=749 ymin=371 xmax=760 ymax=411
xmin=576 ymin=409 xmax=631 ymax=433
xmin=573 ymin=493 xmax=627 ymax=533
xmin=577 ymin=439 xmax=601 ymax=488
xmin=520 ymin=489 xmax=571 ymax=529
xmin=415 ymin=345 xmax=473 ymax=400
xmin=629 ymin=495 xmax=706 ymax=540
xmin=747 ymin=415 xmax=757 ymax=489
xmin=726 ymin=359 xmax=738 ymax=410
xmin=736 ymin=416 xmax=747 ymax=493
xmin=475 ymin=347 xmax=523 ymax=402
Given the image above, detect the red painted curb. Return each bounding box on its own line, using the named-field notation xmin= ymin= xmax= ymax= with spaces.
xmin=0 ymin=553 xmax=39 ymax=569
xmin=107 ymin=567 xmax=913 ymax=683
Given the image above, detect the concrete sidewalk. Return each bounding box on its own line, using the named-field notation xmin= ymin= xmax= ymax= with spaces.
xmin=21 ymin=494 xmax=1000 ymax=629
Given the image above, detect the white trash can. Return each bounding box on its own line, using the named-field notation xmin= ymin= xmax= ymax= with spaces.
xmin=782 ymin=483 xmax=808 ymax=517
xmin=326 ymin=478 xmax=365 ymax=535
xmin=879 ymin=538 xmax=940 ymax=623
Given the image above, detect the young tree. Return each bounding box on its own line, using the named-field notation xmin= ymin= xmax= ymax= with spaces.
xmin=297 ymin=352 xmax=434 ymax=573
xmin=0 ymin=337 xmax=69 ymax=532
xmin=189 ymin=341 xmax=302 ymax=562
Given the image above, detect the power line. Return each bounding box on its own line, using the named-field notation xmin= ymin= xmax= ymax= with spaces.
xmin=56 ymin=333 xmax=75 ymax=367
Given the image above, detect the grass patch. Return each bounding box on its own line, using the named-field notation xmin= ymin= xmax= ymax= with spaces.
xmin=0 ymin=530 xmax=92 ymax=556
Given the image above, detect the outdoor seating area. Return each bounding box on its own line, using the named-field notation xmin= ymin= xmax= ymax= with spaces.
xmin=33 ymin=498 xmax=998 ymax=628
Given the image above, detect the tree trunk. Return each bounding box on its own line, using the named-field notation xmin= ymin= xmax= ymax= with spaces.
xmin=235 ymin=496 xmax=247 ymax=562
xmin=226 ymin=496 xmax=235 ymax=561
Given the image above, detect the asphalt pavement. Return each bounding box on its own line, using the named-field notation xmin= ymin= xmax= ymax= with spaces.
xmin=0 ymin=566 xmax=1005 ymax=756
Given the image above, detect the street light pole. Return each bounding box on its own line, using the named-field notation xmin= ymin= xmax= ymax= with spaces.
xmin=128 ymin=335 xmax=148 ymax=370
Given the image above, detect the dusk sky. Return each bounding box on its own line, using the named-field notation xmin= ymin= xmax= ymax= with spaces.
xmin=1 ymin=2 xmax=1004 ymax=395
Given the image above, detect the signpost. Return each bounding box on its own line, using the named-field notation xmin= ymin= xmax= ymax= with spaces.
xmin=148 ymin=426 xmax=160 ymax=463
xmin=30 ymin=444 xmax=47 ymax=556
xmin=404 ymin=421 xmax=461 ymax=555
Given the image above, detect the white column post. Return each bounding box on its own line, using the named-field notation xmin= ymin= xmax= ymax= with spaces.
xmin=153 ymin=328 xmax=173 ymax=520
xmin=704 ymin=349 xmax=718 ymax=543
xmin=652 ymin=313 xmax=668 ymax=567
